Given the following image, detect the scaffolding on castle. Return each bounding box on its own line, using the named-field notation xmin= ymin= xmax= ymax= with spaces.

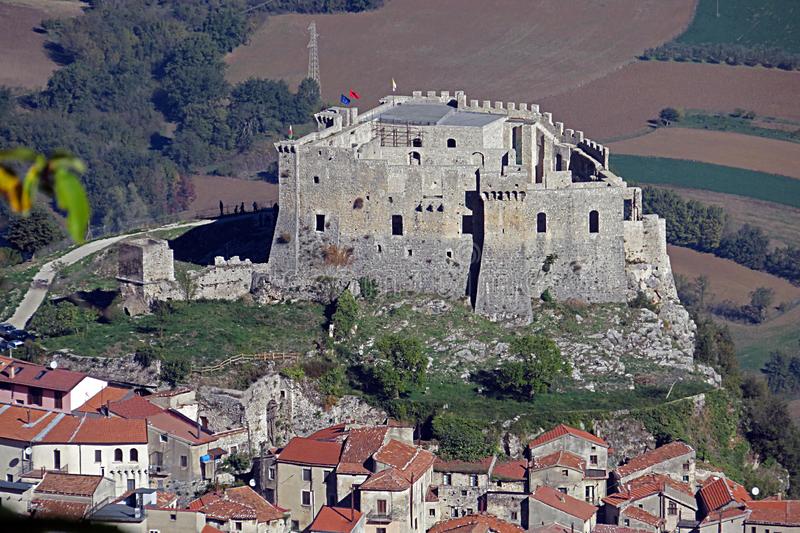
xmin=371 ymin=122 xmax=426 ymax=148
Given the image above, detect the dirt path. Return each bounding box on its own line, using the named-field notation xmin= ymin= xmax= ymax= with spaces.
xmin=227 ymin=0 xmax=696 ymax=107
xmin=6 ymin=219 xmax=213 ymax=329
xmin=609 ymin=128 xmax=800 ymax=179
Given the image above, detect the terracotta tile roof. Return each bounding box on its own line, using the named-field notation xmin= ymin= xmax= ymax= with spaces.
xmin=0 ymin=358 xmax=90 ymax=392
xmin=338 ymin=426 xmax=389 ymax=471
xmin=698 ymin=476 xmax=752 ymax=512
xmin=699 ymin=507 xmax=750 ymax=524
xmin=621 ymin=506 xmax=664 ymax=527
xmin=147 ymin=410 xmax=216 ymax=445
xmin=746 ymin=500 xmax=800 ymax=526
xmin=35 ymin=472 xmax=103 ymax=497
xmin=107 ymin=395 xmax=164 ymax=419
xmin=202 ymin=498 xmax=257 ymax=520
xmin=187 ymin=492 xmax=221 ymax=511
xmin=603 ymin=473 xmax=693 ymax=508
xmin=70 ymin=417 xmax=148 ymax=444
xmin=435 ymin=456 xmax=494 ymax=474
xmin=308 ymin=423 xmax=349 ymax=441
xmin=0 ymin=405 xmax=147 ymax=444
xmin=593 ymin=525 xmax=651 ymax=533
xmin=615 ymin=441 xmax=693 ymax=479
xmin=156 ymin=491 xmax=178 ymax=508
xmin=225 ymin=486 xmax=287 ymax=522
xmin=492 ymin=459 xmax=527 ymax=481
xmin=359 ymin=467 xmax=410 ymax=492
xmin=428 ymin=513 xmax=525 ymax=533
xmin=374 ymin=438 xmax=435 ymax=482
xmin=426 ymin=485 xmax=439 ymax=502
xmin=202 ymin=525 xmax=225 ymax=533
xmin=530 ymin=485 xmax=597 ymax=521
xmin=309 ymin=506 xmax=363 ymax=532
xmin=529 ymin=424 xmax=608 ymax=449
xmin=76 ymin=386 xmax=132 ymax=414
xmin=279 ymin=436 xmax=343 ymax=466
xmin=31 ymin=498 xmax=88 ymax=519
xmin=529 ymin=524 xmax=570 ymax=533
xmin=531 ymin=451 xmax=584 ymax=472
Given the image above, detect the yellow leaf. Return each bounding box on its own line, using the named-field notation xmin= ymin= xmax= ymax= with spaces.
xmin=0 ymin=166 xmax=23 ymax=213
xmin=21 ymin=155 xmax=46 ymax=214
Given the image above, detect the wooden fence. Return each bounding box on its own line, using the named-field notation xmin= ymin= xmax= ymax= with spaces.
xmin=191 ymin=352 xmax=300 ymax=374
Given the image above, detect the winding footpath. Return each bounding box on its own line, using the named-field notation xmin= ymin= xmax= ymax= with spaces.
xmin=6 ymin=219 xmax=213 ymax=329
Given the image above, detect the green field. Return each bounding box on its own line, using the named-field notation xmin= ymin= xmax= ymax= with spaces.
xmin=677 ymin=0 xmax=800 ymax=53
xmin=675 ymin=112 xmax=800 ymax=144
xmin=610 ymin=155 xmax=800 ymax=209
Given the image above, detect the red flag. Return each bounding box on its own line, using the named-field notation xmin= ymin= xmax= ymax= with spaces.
xmin=288 ymin=124 xmax=293 ymax=139
xmin=349 ymin=89 xmax=361 ymax=100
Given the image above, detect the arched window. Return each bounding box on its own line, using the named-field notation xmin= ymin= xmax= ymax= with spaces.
xmin=130 ymin=449 xmax=139 ymax=462
xmin=589 ymin=210 xmax=599 ymax=233
xmin=537 ymin=212 xmax=547 ymax=233
xmin=471 ymin=152 xmax=484 ymax=167
xmin=114 ymin=448 xmax=123 ymax=462
xmin=412 ymin=137 xmax=423 ymax=148
xmin=447 ymin=138 xmax=456 ymax=148
xmin=408 ymin=151 xmax=421 ymax=166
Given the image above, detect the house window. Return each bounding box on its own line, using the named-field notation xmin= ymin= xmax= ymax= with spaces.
xmin=412 ymin=138 xmax=423 ymax=148
xmin=315 ymin=214 xmax=325 ymax=232
xmin=6 ymin=474 xmax=12 ymax=482
xmin=160 ymin=434 xmax=168 ymax=443
xmin=301 ymin=490 xmax=312 ymax=506
xmin=429 ymin=509 xmax=436 ymax=517
xmin=683 ymin=475 xmax=689 ymax=482
xmin=94 ymin=450 xmax=102 ymax=463
xmin=377 ymin=529 xmax=387 ymax=533
xmin=392 ymin=215 xmax=404 ymax=236
xmin=268 ymin=467 xmax=276 ymax=480
xmin=415 ymin=518 xmax=418 ymax=530
xmin=302 ymin=468 xmax=312 ymax=481
xmin=511 ymin=511 xmax=518 ymax=521
xmin=180 ymin=455 xmax=188 ymax=468
xmin=170 ymin=514 xmax=177 ymax=521
xmin=54 ymin=391 xmax=63 ymax=410
xmin=590 ymin=455 xmax=598 ymax=465
xmin=114 ymin=448 xmax=123 ymax=462
xmin=562 ymin=469 xmax=568 ymax=477
xmin=624 ymin=519 xmax=630 ymax=527
xmin=292 ymin=520 xmax=300 ymax=531
xmin=668 ymin=501 xmax=678 ymax=515
xmin=585 ymin=486 xmax=595 ymax=503
xmin=469 ymin=474 xmax=478 ymax=487
xmin=323 ymin=469 xmax=331 ymax=481
xmin=127 ymin=478 xmax=135 ymax=491
xmin=235 ymin=522 xmax=242 ymax=531
xmin=451 ymin=508 xmax=458 ymax=518
xmin=443 ymin=473 xmax=452 ymax=485
xmin=461 ymin=490 xmax=468 ymax=496
xmin=130 ymin=449 xmax=139 ymax=462
xmin=377 ymin=499 xmax=387 ymax=515
xmin=683 ymin=462 xmax=690 ymax=471
xmin=29 ymin=387 xmax=42 ymax=406
xmin=558 ymin=488 xmax=567 ymax=494
xmin=447 ymin=138 xmax=456 ymax=148
xmin=536 ymin=212 xmax=547 ymax=233
xmin=589 ymin=210 xmax=599 ymax=233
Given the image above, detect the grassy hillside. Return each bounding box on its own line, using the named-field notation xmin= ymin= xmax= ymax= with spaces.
xmin=678 ymin=0 xmax=800 ymax=53
xmin=611 ymin=154 xmax=800 ymax=208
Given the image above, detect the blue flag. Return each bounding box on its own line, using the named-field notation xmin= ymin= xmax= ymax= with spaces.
xmin=340 ymin=94 xmax=351 ymax=106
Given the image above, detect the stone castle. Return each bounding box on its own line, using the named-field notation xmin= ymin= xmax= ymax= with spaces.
xmin=268 ymin=90 xmax=676 ymax=320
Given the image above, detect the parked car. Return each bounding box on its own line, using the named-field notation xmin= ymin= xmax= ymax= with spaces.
xmin=0 ymin=323 xmax=14 ymax=335
xmin=5 ymin=329 xmax=33 ymax=342
xmin=7 ymin=340 xmax=23 ymax=350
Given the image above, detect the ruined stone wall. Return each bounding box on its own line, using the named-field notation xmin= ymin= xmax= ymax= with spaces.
xmin=189 ymin=257 xmax=260 ymax=301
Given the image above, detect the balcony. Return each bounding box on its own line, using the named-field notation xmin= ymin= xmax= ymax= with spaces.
xmin=367 ymin=511 xmax=393 ymax=524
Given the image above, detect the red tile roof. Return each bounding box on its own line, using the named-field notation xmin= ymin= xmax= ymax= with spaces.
xmin=71 ymin=417 xmax=148 ymax=444
xmin=338 ymin=426 xmax=389 ymax=473
xmin=147 ymin=410 xmax=216 ymax=445
xmin=435 ymin=456 xmax=494 ymax=474
xmin=309 ymin=506 xmax=363 ymax=532
xmin=202 ymin=525 xmax=225 ymax=533
xmin=35 ymin=472 xmax=103 ymax=497
xmin=0 ymin=357 xmax=90 ymax=392
xmin=202 ymin=498 xmax=257 ymax=521
xmin=699 ymin=507 xmax=750 ymax=524
xmin=531 ymin=451 xmax=584 ymax=472
xmin=31 ymin=499 xmax=89 ymax=519
xmin=615 ymin=441 xmax=693 ymax=479
xmin=593 ymin=525 xmax=651 ymax=533
xmin=492 ymin=459 xmax=527 ymax=481
xmin=698 ymin=476 xmax=752 ymax=512
xmin=76 ymin=386 xmax=132 ymax=414
xmin=428 ymin=513 xmax=525 ymax=533
xmin=746 ymin=500 xmax=800 ymax=526
xmin=187 ymin=492 xmax=222 ymax=511
xmin=374 ymin=439 xmax=435 ymax=482
xmin=307 ymin=423 xmax=349 ymax=441
xmin=279 ymin=436 xmax=343 ymax=466
xmin=530 ymin=524 xmax=570 ymax=533
xmin=225 ymin=486 xmax=287 ymax=522
xmin=107 ymin=395 xmax=164 ymax=419
xmin=529 ymin=424 xmax=608 ymax=449
xmin=0 ymin=405 xmax=146 ymax=445
xmin=359 ymin=467 xmax=411 ymax=492
xmin=426 ymin=485 xmax=439 ymax=502
xmin=530 ymin=485 xmax=597 ymax=521
xmin=621 ymin=506 xmax=664 ymax=528
xmin=603 ymin=473 xmax=693 ymax=508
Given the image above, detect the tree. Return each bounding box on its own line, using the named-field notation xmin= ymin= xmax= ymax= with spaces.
xmin=371 ymin=335 xmax=427 ymax=399
xmin=160 ymin=357 xmax=190 ymax=386
xmin=494 ymin=335 xmax=570 ymax=399
xmin=762 ymin=351 xmax=794 ymax=394
xmin=332 ymin=289 xmax=359 ymax=339
xmin=750 ymin=287 xmax=775 ymax=312
xmin=659 ymin=107 xmax=681 ymax=125
xmin=30 ymin=300 xmax=95 ymax=337
xmin=432 ymin=413 xmax=494 ymax=461
xmin=717 ymin=224 xmax=770 ymax=270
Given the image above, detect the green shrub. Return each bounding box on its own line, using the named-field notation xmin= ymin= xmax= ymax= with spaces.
xmin=280 ymin=364 xmax=306 ymax=382
xmin=358 ymin=277 xmax=379 ymax=301
xmin=160 ymin=358 xmax=190 ymax=386
xmin=432 ymin=413 xmax=495 ymax=461
xmin=540 ymin=289 xmax=554 ymax=303
xmin=332 ymin=289 xmax=359 ymax=339
xmin=629 ymin=291 xmax=658 ymax=313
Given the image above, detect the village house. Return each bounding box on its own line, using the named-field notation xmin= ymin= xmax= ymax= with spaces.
xmin=308 ymin=506 xmax=365 ymax=533
xmin=432 ymin=456 xmax=495 ymax=520
xmin=28 ymin=472 xmax=116 ymax=521
xmin=490 ymin=459 xmax=528 ymax=494
xmin=188 ymin=485 xmax=290 ymax=533
xmin=427 ymin=512 xmax=525 ymax=533
xmin=0 ymin=404 xmax=149 ymax=495
xmin=602 ymin=473 xmax=697 ymax=532
xmin=745 ymin=499 xmax=800 ymax=533
xmin=0 ymin=356 xmax=107 ymax=412
xmin=612 ymin=442 xmax=695 ymax=488
xmin=528 ymin=485 xmax=597 ymax=533
xmin=0 ymin=478 xmax=35 ymax=514
xmin=696 ymin=475 xmax=751 ymax=516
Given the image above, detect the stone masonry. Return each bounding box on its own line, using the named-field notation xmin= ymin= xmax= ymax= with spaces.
xmin=268 ymin=90 xmax=676 ymax=321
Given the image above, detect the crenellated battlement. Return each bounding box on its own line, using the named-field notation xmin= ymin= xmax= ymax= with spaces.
xmin=482 ymin=190 xmax=527 ymax=202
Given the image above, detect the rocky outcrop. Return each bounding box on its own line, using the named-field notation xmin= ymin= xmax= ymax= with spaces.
xmin=53 ymin=351 xmax=160 ymax=387
xmin=594 ymin=419 xmax=656 ymax=468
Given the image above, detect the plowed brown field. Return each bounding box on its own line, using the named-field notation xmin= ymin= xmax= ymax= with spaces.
xmin=190 ymin=175 xmax=278 ymax=216
xmin=609 ymin=128 xmax=800 ymax=179
xmin=540 ymin=61 xmax=800 ymax=141
xmin=227 ymin=0 xmax=696 ymax=107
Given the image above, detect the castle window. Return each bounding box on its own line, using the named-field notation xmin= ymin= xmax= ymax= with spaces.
xmin=446 ymin=250 xmax=452 ymax=259
xmin=313 ymin=176 xmax=320 ymax=184
xmin=447 ymin=138 xmax=456 ymax=148
xmin=536 ymin=212 xmax=547 ymax=233
xmin=589 ymin=210 xmax=599 ymax=233
xmin=407 ymin=249 xmax=413 ymax=257
xmin=377 ymin=244 xmax=382 ymax=253
xmin=409 ymin=151 xmax=421 ymax=165
xmin=462 ymin=215 xmax=473 ymax=235
xmin=391 ymin=215 xmax=404 ymax=236
xmin=412 ymin=137 xmax=423 ymax=148
xmin=624 ymin=199 xmax=633 ymax=221
xmin=315 ymin=214 xmax=325 ymax=232
xmin=555 ymin=153 xmax=563 ymax=171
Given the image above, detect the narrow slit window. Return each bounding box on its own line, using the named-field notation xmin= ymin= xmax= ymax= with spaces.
xmin=315 ymin=214 xmax=325 ymax=232
xmin=447 ymin=138 xmax=456 ymax=148
xmin=392 ymin=215 xmax=403 ymax=236
xmin=589 ymin=210 xmax=599 ymax=233
xmin=537 ymin=212 xmax=547 ymax=233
